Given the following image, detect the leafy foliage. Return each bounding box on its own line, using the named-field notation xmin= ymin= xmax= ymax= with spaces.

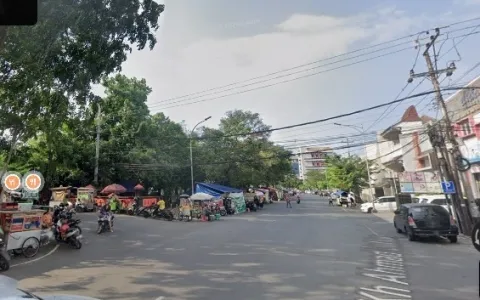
xmin=0 ymin=2 xmax=293 ymax=194
xmin=324 ymin=155 xmax=368 ymax=193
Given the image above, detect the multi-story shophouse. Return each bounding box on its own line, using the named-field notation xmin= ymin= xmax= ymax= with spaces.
xmin=444 ymin=75 xmax=480 ymax=198
xmin=365 ymin=105 xmax=439 ymax=199
xmin=290 ymin=146 xmax=333 ymax=181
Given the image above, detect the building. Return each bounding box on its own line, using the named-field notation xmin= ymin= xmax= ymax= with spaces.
xmin=290 ymin=146 xmax=333 ymax=180
xmin=444 ymin=75 xmax=480 ymax=197
xmin=365 ymin=105 xmax=438 ymax=200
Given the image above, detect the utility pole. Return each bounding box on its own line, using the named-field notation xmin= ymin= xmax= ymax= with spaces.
xmin=412 ymin=28 xmax=474 ymax=233
xmin=190 ymin=116 xmax=211 ymax=194
xmin=94 ymin=103 xmax=101 ymax=186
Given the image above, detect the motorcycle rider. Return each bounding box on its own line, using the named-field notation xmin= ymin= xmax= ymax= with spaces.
xmin=99 ymin=203 xmax=113 ymax=232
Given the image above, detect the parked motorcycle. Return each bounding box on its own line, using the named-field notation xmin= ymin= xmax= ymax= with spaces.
xmin=127 ymin=202 xmax=138 ymax=215
xmin=0 ymin=235 xmax=10 ymax=271
xmin=154 ymin=208 xmax=174 ymax=221
xmin=54 ymin=219 xmax=82 ymax=249
xmin=246 ymin=201 xmax=257 ymax=212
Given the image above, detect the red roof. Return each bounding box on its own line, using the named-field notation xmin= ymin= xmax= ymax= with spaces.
xmin=400 ymin=105 xmax=422 ymax=122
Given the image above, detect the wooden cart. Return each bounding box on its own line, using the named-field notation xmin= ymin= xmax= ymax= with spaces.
xmin=76 ymin=187 xmax=96 ymax=212
xmin=49 ymin=186 xmax=72 ymax=208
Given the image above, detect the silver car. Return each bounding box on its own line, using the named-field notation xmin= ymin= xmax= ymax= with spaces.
xmin=0 ymin=275 xmax=101 ymax=300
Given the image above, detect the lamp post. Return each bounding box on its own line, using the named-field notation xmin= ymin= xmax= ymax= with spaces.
xmin=334 ymin=123 xmax=375 ymax=210
xmin=190 ymin=116 xmax=212 ymax=194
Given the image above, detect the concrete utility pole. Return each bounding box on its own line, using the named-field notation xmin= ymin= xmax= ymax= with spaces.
xmin=413 ymin=28 xmax=474 ymax=233
xmin=190 ymin=116 xmax=211 ymax=194
xmin=94 ymin=103 xmax=101 ymax=186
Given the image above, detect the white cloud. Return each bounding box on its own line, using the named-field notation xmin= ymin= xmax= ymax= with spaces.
xmin=116 ymin=4 xmax=472 ymax=143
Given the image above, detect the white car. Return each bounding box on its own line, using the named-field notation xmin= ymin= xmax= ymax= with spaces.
xmin=417 ymin=195 xmax=450 ymax=212
xmin=0 ymin=275 xmax=101 ymax=300
xmin=360 ymin=196 xmax=397 ymax=213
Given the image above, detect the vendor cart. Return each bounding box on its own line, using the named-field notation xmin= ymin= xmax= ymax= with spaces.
xmin=49 ymin=186 xmax=72 ymax=208
xmin=76 ymin=187 xmax=96 ymax=212
xmin=0 ymin=209 xmax=46 ymax=258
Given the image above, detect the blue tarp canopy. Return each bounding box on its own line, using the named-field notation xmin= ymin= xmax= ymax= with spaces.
xmin=195 ymin=183 xmax=243 ymax=198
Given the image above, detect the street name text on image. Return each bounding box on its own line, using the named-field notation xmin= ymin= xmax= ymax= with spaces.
xmin=357 ymin=236 xmax=412 ymax=300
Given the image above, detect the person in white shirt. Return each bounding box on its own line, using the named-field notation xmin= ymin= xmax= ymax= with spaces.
xmin=348 ymin=192 xmax=356 ymax=208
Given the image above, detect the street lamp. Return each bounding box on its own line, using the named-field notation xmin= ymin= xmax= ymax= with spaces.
xmin=334 ymin=122 xmax=375 ymax=210
xmin=190 ymin=116 xmax=212 ymax=194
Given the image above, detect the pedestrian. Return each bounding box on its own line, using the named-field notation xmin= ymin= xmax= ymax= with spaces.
xmin=348 ymin=192 xmax=356 ymax=208
xmin=286 ymin=196 xmax=292 ymax=208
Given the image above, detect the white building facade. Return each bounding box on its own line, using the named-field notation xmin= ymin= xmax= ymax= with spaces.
xmin=291 ymin=147 xmax=333 ymax=180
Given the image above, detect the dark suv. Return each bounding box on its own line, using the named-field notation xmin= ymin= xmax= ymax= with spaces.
xmin=393 ymin=203 xmax=459 ymax=243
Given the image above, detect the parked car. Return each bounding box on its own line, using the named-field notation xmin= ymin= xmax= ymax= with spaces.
xmin=360 ymin=196 xmax=397 ymax=213
xmin=417 ymin=194 xmax=450 ymax=212
xmin=393 ymin=203 xmax=459 ymax=243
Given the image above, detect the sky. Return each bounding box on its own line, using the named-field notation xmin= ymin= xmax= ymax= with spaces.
xmin=98 ymin=0 xmax=480 ymax=156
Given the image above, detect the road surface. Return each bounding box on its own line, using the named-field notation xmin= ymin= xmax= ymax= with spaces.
xmin=5 ymin=195 xmax=479 ymax=300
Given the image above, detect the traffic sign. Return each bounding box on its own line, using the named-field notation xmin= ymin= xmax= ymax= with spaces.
xmin=1 ymin=172 xmax=22 ymax=192
xmin=22 ymin=171 xmax=44 ymax=192
xmin=441 ymin=181 xmax=456 ymax=194
xmin=471 ymin=221 xmax=480 ymax=252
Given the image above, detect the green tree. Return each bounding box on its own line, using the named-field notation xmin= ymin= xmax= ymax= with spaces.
xmin=325 ymin=155 xmax=368 ymax=194
xmin=195 ymin=110 xmax=291 ymax=188
xmin=302 ymin=170 xmax=327 ymax=190
xmin=280 ymin=173 xmax=302 ymax=189
xmin=0 ymin=0 xmax=165 ymax=171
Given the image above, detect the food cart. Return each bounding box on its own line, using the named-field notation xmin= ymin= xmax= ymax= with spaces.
xmin=76 ymin=187 xmax=96 ymax=212
xmin=0 ymin=205 xmax=46 ymax=258
xmin=49 ymin=186 xmax=72 ymax=208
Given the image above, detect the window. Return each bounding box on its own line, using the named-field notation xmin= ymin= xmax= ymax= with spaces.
xmin=460 ymin=120 xmax=472 ymax=136
xmin=431 ymin=199 xmax=447 ymax=205
xmin=417 ymin=155 xmax=432 ymax=170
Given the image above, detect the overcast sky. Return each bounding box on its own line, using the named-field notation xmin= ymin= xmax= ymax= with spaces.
xmin=98 ymin=0 xmax=480 ymax=156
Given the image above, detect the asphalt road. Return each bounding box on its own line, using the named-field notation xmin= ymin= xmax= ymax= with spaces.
xmin=5 ymin=195 xmax=479 ymax=300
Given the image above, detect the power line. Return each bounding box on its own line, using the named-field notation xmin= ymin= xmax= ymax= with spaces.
xmin=150 ymin=17 xmax=480 ymax=107
xmin=149 ymin=26 xmax=480 ymax=111
xmin=194 ymin=86 xmax=477 ymax=140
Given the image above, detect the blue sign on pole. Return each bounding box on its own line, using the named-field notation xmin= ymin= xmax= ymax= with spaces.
xmin=441 ymin=181 xmax=456 ymax=194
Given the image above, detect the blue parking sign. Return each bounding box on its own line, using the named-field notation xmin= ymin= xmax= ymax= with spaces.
xmin=441 ymin=181 xmax=456 ymax=194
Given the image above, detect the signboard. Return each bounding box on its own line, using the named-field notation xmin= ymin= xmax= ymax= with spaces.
xmin=398 ymin=171 xmax=442 ymax=194
xmin=1 ymin=171 xmax=44 ymax=200
xmin=441 ymin=181 xmax=456 ymax=194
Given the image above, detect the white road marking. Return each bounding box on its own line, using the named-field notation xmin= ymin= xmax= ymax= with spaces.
xmin=364 ymin=224 xmax=379 ymax=236
xmin=11 ymin=244 xmax=60 ymax=267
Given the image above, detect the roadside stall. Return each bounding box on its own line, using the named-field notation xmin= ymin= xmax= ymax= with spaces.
xmin=0 ymin=203 xmax=46 ymax=258
xmin=195 ymin=183 xmax=246 ymax=214
xmin=49 ymin=186 xmax=72 ymax=208
xmin=191 ymin=193 xmax=213 ymax=219
xmin=76 ymin=186 xmax=96 ymax=212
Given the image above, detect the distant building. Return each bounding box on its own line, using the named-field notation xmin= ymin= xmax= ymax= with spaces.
xmin=290 ymin=146 xmax=333 ymax=180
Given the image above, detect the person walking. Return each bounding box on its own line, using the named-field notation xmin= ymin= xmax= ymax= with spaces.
xmin=286 ymin=196 xmax=292 ymax=208
xmin=348 ymin=192 xmax=356 ymax=208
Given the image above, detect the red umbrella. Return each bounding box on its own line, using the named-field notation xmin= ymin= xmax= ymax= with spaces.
xmin=101 ymin=184 xmax=127 ymax=194
xmin=134 ymin=184 xmax=144 ymax=191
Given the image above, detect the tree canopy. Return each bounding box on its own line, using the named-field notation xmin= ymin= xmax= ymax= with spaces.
xmin=299 ymin=155 xmax=368 ymax=194
xmin=1 ymin=74 xmax=294 ymax=197
xmin=0 ymin=1 xmax=295 ymax=198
